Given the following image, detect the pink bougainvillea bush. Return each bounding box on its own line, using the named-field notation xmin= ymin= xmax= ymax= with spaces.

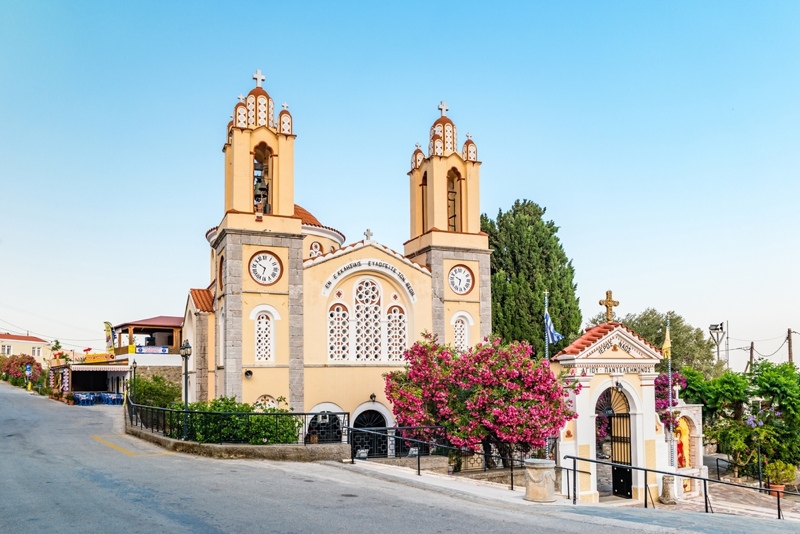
xmin=1 ymin=354 xmax=43 ymax=383
xmin=385 ymin=334 xmax=581 ymax=453
xmin=655 ymin=371 xmax=687 ymax=431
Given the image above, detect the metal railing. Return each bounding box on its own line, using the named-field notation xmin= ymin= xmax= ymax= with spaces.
xmin=564 ymin=454 xmax=800 ymax=520
xmin=348 ymin=427 xmax=570 ymax=492
xmin=126 ymin=397 xmax=349 ymax=445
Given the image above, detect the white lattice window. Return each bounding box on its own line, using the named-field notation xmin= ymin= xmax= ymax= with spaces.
xmin=1 ymin=345 xmax=11 ymax=355
xmin=249 ymin=304 xmax=280 ymax=363
xmin=328 ymin=304 xmax=349 ymax=361
xmin=454 ymin=318 xmax=468 ymax=351
xmin=354 ymin=279 xmax=381 ymax=360
xmin=257 ymin=96 xmax=267 ymax=126
xmin=247 ymin=95 xmax=256 ymax=126
xmin=387 ymin=306 xmax=407 ymax=361
xmin=255 ymin=312 xmax=273 ymax=361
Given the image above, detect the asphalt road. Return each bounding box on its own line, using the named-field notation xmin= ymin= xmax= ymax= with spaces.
xmin=0 ymin=382 xmax=791 ymax=533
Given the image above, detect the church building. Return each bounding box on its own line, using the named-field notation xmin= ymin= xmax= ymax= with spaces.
xmin=182 ymin=70 xmax=491 ymax=427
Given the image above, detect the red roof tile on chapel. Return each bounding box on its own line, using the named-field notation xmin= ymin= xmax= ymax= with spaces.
xmin=553 ymin=322 xmax=662 ymax=360
xmin=190 ymin=288 xmax=214 ymax=313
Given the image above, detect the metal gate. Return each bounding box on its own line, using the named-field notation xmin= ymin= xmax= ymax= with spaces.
xmin=610 ymin=412 xmax=632 ymax=498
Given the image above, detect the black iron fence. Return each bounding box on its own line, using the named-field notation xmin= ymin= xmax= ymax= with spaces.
xmin=347 ymin=427 xmax=565 ymax=492
xmin=126 ymin=397 xmax=349 ymax=445
xmin=564 ymin=454 xmax=800 ymax=520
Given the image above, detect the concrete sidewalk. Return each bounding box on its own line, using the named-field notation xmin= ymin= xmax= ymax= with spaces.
xmin=332 ymin=458 xmax=800 ymax=533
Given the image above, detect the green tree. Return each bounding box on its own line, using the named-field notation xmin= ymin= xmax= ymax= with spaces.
xmin=587 ymin=308 xmax=723 ymax=378
xmin=130 ymin=374 xmax=181 ymax=407
xmin=481 ymin=199 xmax=581 ymax=357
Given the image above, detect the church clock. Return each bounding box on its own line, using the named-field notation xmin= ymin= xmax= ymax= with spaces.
xmin=448 ymin=265 xmax=473 ymax=295
xmin=249 ymin=251 xmax=282 ymax=285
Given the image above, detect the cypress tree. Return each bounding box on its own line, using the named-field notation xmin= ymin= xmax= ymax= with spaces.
xmin=481 ymin=199 xmax=581 ymax=357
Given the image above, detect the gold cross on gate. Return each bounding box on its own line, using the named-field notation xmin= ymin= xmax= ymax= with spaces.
xmin=599 ymin=290 xmax=619 ymax=322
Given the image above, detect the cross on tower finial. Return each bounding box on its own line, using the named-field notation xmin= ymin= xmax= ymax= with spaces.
xmin=282 ymin=102 xmax=289 ymax=110
xmin=415 ymin=142 xmax=422 ymax=150
xmin=237 ymin=94 xmax=245 ymax=103
xmin=252 ymin=69 xmax=265 ymax=88
xmin=599 ymin=290 xmax=620 ymax=322
xmin=438 ymin=100 xmax=448 ymax=117
xmin=466 ymin=132 xmax=472 ymax=140
xmin=364 ymin=228 xmax=373 ymax=241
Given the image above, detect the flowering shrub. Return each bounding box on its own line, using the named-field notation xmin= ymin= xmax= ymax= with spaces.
xmin=385 ymin=334 xmax=581 ymax=452
xmin=0 ymin=354 xmax=43 ymax=383
xmin=655 ymin=371 xmax=687 ymax=431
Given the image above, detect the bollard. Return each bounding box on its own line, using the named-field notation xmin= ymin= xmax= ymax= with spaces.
xmin=524 ymin=459 xmax=556 ymax=502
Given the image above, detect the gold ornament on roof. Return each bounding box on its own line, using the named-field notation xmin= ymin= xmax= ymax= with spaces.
xmin=599 ymin=290 xmax=619 ymax=322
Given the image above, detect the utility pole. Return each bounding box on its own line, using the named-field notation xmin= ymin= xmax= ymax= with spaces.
xmin=750 ymin=342 xmax=754 ymax=371
xmin=789 ymin=328 xmax=794 ymax=364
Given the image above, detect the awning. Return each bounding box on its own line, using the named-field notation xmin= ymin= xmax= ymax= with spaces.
xmin=70 ymin=365 xmax=130 ymax=372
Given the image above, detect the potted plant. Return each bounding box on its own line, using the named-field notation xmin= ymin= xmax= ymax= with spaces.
xmin=765 ymin=460 xmax=796 ymax=497
xmin=65 ymin=392 xmax=75 ymax=406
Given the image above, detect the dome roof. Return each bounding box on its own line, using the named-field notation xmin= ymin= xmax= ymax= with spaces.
xmin=294 ymin=204 xmax=345 ymax=243
xmin=233 ymin=69 xmax=276 ymax=130
xmin=428 ymin=100 xmax=457 ymax=156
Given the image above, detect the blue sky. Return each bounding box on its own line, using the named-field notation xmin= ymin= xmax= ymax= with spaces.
xmin=1 ymin=1 xmax=798 ymax=371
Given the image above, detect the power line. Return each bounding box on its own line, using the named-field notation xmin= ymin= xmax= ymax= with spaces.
xmin=753 ymin=338 xmax=788 ymax=358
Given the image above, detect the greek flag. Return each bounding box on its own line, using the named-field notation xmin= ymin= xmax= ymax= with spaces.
xmin=544 ymin=311 xmax=564 ymax=345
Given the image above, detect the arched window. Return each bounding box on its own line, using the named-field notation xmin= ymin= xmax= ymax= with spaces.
xmin=249 ymin=305 xmax=281 ymax=362
xmin=420 ymin=172 xmax=428 ymax=231
xmin=253 ymin=143 xmax=273 ymax=215
xmin=451 ymin=311 xmax=474 ymax=352
xmin=447 ymin=168 xmax=462 ymax=232
xmin=354 ymin=279 xmax=381 ymax=360
xmin=328 ymin=303 xmax=349 ymax=361
xmin=387 ymin=306 xmax=407 ymax=361
xmin=254 ymin=312 xmax=273 ymax=361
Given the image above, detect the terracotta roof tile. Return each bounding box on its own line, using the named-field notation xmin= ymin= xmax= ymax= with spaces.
xmin=190 ymin=289 xmax=214 ymax=313
xmin=0 ymin=333 xmax=48 ymax=343
xmin=293 ymin=204 xmax=345 ymax=242
xmin=553 ymin=322 xmax=662 ymax=360
xmin=113 ymin=316 xmax=184 ymax=329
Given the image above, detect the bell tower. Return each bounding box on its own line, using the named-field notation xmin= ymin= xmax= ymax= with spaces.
xmin=210 ymin=70 xmax=305 ymax=408
xmin=404 ymin=102 xmax=491 ymax=345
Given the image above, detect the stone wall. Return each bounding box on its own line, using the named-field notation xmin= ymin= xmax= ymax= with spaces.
xmin=135 ymin=365 xmax=181 ymax=385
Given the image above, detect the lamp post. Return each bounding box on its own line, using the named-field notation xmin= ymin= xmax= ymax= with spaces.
xmin=131 ymin=360 xmax=137 ymax=403
xmin=709 ymin=323 xmax=724 ymax=363
xmin=179 ymin=340 xmax=192 ymax=440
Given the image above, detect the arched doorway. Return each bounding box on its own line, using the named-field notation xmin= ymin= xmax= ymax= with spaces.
xmin=351 ymin=409 xmax=388 ymax=458
xmin=306 ymin=411 xmax=343 ymax=444
xmin=595 ymin=387 xmax=632 ymax=499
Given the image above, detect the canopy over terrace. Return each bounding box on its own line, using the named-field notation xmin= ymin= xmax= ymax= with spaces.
xmin=113 ymin=316 xmax=184 ymax=357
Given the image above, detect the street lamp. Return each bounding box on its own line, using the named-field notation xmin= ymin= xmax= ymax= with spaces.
xmin=131 ymin=360 xmax=137 ymax=403
xmin=179 ymin=339 xmax=192 ymax=440
xmin=709 ymin=323 xmax=724 ymax=363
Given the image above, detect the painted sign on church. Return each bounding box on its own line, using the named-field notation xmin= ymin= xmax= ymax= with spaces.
xmin=321 ymin=259 xmax=417 ymax=301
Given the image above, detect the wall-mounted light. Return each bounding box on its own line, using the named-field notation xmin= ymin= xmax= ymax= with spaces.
xmin=244 ymin=369 xmax=253 ymax=379
xmin=614 ymin=381 xmax=624 ymax=393
xmin=369 ymin=393 xmax=376 ymax=402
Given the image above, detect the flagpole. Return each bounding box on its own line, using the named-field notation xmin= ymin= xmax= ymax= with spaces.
xmin=544 ymin=291 xmax=549 ymax=360
xmin=666 ymin=315 xmax=674 ymax=468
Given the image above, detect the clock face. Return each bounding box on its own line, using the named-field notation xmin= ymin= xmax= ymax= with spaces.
xmin=249 ymin=251 xmax=282 ymax=285
xmin=448 ymin=265 xmax=473 ymax=295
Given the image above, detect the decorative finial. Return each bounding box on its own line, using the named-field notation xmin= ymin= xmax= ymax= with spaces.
xmin=438 ymin=100 xmax=448 ymax=117
xmin=282 ymin=102 xmax=289 ymax=110
xmin=364 ymin=228 xmax=373 ymax=241
xmin=599 ymin=290 xmax=619 ymax=322
xmin=237 ymin=94 xmax=245 ymax=103
xmin=466 ymin=132 xmax=472 ymax=140
xmin=252 ymin=69 xmax=265 ymax=88
xmin=415 ymin=142 xmax=422 ymax=150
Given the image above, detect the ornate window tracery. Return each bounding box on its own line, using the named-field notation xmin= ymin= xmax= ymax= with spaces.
xmin=328 ymin=304 xmax=349 ymax=361
xmin=255 ymin=312 xmax=273 ymax=361
xmin=454 ymin=317 xmax=468 ymax=351
xmin=355 ymin=279 xmax=381 ymax=360
xmin=387 ymin=306 xmax=407 ymax=361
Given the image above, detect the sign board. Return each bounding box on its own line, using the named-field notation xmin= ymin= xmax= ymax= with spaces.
xmin=407 ymin=447 xmax=419 ymax=458
xmin=135 ymin=346 xmax=170 ymax=354
xmin=25 ymin=364 xmax=31 ymax=378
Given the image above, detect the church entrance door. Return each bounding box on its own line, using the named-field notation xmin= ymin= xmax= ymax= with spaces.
xmin=607 ymin=387 xmax=632 ymax=499
xmin=351 ymin=410 xmax=388 ymax=458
